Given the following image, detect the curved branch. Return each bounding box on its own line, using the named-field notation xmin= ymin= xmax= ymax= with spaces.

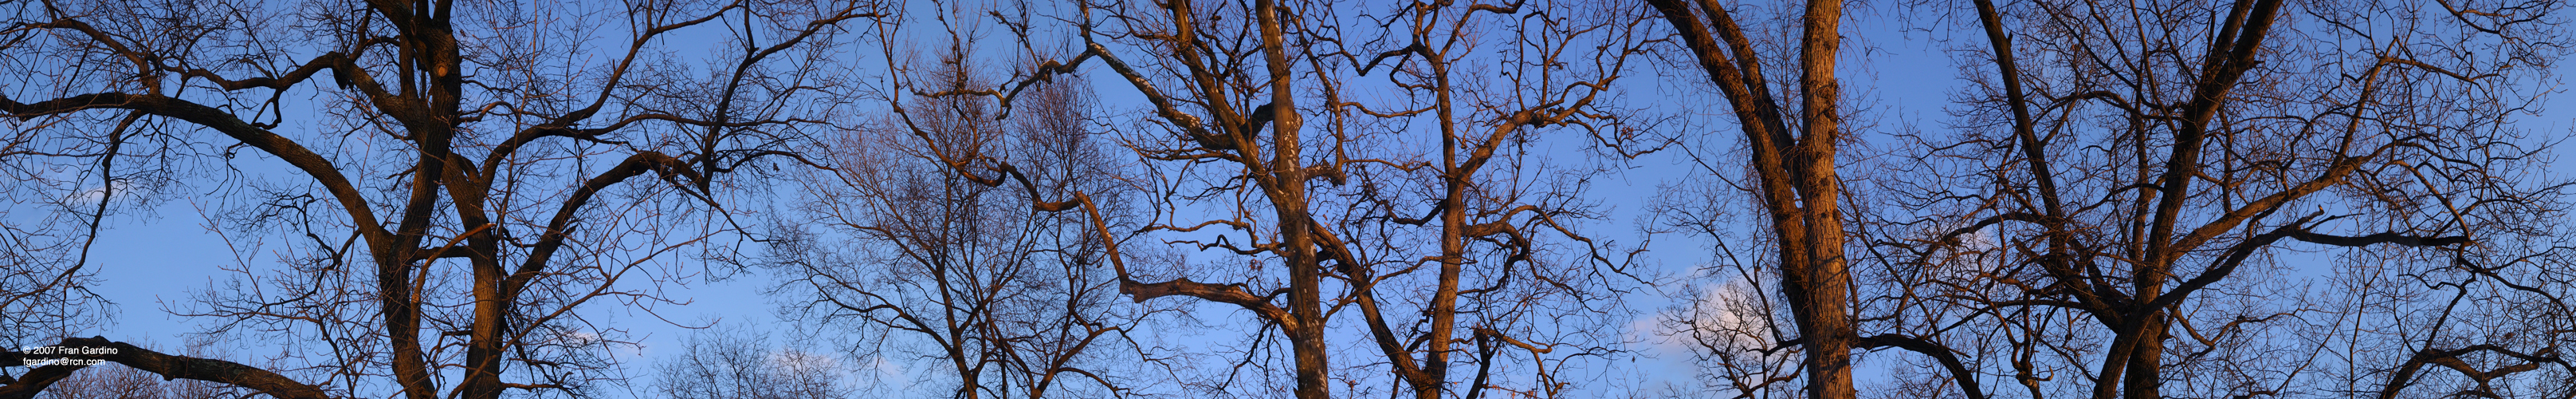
xmin=504 ymin=151 xmax=702 ymax=296
xmin=1859 ymin=334 xmax=1990 ymax=399
xmin=0 ymin=337 xmax=329 ymax=399
xmin=1 ymin=93 xmax=391 ymax=248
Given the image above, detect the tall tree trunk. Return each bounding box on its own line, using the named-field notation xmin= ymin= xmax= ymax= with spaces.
xmin=1253 ymin=1 xmax=1331 ymax=397
xmin=1647 ymin=0 xmax=1853 ymax=396
xmin=1789 ymin=0 xmax=1851 ymax=397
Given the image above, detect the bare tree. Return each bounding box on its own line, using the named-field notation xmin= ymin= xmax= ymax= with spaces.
xmin=840 ymin=0 xmax=1663 ymax=397
xmin=1871 ymin=0 xmax=2576 ymax=398
xmin=1 ymin=1 xmax=884 ymax=398
xmin=652 ymin=326 xmax=853 ymax=399
xmin=32 ymin=364 xmax=175 ymax=399
xmin=11 ymin=1 xmax=2570 ymax=399
xmin=772 ymin=34 xmax=1151 ymax=398
xmin=1642 ymin=0 xmax=1870 ymax=397
xmin=863 ymin=0 xmax=1352 ymax=397
xmin=1329 ymin=1 xmax=1653 ymax=398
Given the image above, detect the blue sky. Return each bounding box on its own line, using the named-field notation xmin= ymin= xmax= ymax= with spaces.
xmin=41 ymin=1 xmax=2576 ymax=398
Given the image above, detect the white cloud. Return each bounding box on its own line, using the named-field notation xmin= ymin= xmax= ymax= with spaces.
xmin=1640 ymin=278 xmax=1777 ymax=351
xmin=853 ymin=355 xmax=913 ymax=391
xmin=61 ymin=180 xmax=134 ymax=207
xmin=1626 ymin=275 xmax=1790 ymax=392
xmin=767 ymin=349 xmax=841 ymax=375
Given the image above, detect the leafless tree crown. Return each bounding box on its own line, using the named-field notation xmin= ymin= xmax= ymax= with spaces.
xmin=5 ymin=0 xmax=2574 ymax=398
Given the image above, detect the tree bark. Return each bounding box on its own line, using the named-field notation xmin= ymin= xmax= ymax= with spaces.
xmin=1647 ymin=0 xmax=1855 ymax=397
